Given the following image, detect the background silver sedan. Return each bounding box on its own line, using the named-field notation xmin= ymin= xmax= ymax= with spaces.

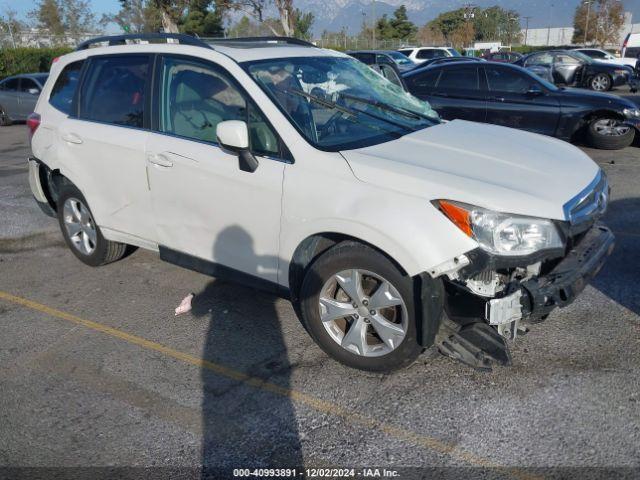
xmin=0 ymin=73 xmax=49 ymax=126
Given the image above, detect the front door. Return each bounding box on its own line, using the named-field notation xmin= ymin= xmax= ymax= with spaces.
xmin=484 ymin=65 xmax=560 ymax=137
xmin=146 ymin=55 xmax=286 ymax=285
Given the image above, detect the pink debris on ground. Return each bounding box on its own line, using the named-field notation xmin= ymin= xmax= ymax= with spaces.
xmin=175 ymin=293 xmax=195 ymax=316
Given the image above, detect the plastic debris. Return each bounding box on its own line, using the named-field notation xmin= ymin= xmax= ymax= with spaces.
xmin=175 ymin=293 xmax=195 ymax=316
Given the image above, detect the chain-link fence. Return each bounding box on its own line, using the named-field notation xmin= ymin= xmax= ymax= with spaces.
xmin=312 ymin=36 xmax=417 ymax=51
xmin=0 ymin=32 xmax=102 ymax=49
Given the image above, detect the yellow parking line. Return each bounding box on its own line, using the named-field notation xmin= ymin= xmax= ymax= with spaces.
xmin=0 ymin=290 xmax=538 ymax=480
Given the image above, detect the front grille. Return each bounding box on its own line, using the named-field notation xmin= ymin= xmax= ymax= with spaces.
xmin=563 ymin=170 xmax=609 ymax=227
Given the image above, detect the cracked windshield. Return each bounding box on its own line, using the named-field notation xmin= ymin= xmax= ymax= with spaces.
xmin=245 ymin=56 xmax=440 ymax=150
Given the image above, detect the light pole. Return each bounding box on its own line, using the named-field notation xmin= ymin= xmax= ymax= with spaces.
xmin=371 ymin=0 xmax=376 ymax=49
xmin=547 ymin=2 xmax=554 ymax=46
xmin=523 ymin=16 xmax=532 ymax=46
xmin=583 ymin=0 xmax=593 ymax=47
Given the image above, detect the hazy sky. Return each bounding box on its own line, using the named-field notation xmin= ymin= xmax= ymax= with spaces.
xmin=5 ymin=0 xmax=122 ymax=32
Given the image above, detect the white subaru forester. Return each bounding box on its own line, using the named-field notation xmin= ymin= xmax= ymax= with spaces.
xmin=28 ymin=34 xmax=614 ymax=372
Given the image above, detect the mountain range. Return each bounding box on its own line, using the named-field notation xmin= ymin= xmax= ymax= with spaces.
xmin=294 ymin=0 xmax=640 ymax=36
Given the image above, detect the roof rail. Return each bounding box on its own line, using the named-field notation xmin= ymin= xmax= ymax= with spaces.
xmin=204 ymin=36 xmax=315 ymax=48
xmin=76 ymin=33 xmax=213 ymax=51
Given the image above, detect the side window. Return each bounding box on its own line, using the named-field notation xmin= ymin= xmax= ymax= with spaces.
xmin=526 ymin=53 xmax=553 ymax=66
xmin=486 ymin=66 xmax=531 ymax=93
xmin=398 ymin=50 xmax=412 ymax=57
xmin=80 ymin=55 xmax=148 ymax=128
xmin=436 ymin=66 xmax=480 ymax=91
xmin=160 ymin=57 xmax=279 ymax=156
xmin=409 ymin=69 xmax=440 ymax=89
xmin=49 ymin=60 xmax=83 ymax=114
xmin=556 ymin=54 xmax=580 ymax=65
xmin=20 ymin=78 xmax=40 ymax=93
xmin=0 ymin=78 xmax=19 ymax=91
xmin=587 ymin=50 xmax=605 ymax=58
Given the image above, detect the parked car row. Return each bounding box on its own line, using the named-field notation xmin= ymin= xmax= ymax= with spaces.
xmin=0 ymin=73 xmax=49 ymax=125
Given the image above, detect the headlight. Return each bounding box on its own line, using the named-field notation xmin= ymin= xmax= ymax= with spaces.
xmin=623 ymin=108 xmax=640 ymax=118
xmin=436 ymin=200 xmax=564 ymax=256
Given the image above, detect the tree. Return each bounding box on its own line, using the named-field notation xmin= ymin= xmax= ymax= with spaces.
xmin=62 ymin=0 xmax=98 ymax=39
xmin=152 ymin=0 xmax=189 ymax=32
xmin=31 ymin=0 xmax=66 ymax=37
xmin=594 ymin=0 xmax=624 ymax=47
xmin=0 ymin=6 xmax=24 ymax=47
xmin=273 ymin=0 xmax=294 ymax=36
xmin=388 ymin=5 xmax=416 ymax=40
xmin=111 ymin=0 xmax=163 ymax=33
xmin=427 ymin=6 xmax=521 ymax=45
xmin=293 ymin=8 xmax=314 ymax=40
xmin=181 ymin=0 xmax=224 ymax=36
xmin=416 ymin=24 xmax=445 ymax=46
xmin=572 ymin=1 xmax=598 ymax=45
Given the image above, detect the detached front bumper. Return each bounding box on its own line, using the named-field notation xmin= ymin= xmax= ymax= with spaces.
xmin=519 ymin=223 xmax=615 ymax=320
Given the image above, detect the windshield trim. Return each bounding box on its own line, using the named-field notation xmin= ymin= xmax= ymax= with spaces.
xmin=240 ymin=56 xmax=436 ymax=152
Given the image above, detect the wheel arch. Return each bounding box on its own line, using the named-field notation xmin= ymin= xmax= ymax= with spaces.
xmin=287 ymin=232 xmax=410 ymax=306
xmin=571 ymin=109 xmax=626 ymax=139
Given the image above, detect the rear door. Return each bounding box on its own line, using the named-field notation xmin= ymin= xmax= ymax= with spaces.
xmin=56 ymin=54 xmax=156 ymax=244
xmin=553 ymin=53 xmax=582 ymax=85
xmin=484 ymin=65 xmax=560 ymax=136
xmin=413 ymin=64 xmax=486 ymax=122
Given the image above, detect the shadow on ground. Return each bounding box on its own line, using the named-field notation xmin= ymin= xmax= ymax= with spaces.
xmin=190 ymin=227 xmax=303 ymax=476
xmin=592 ymin=197 xmax=640 ymax=316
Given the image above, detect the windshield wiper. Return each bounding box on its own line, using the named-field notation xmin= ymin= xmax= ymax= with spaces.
xmin=338 ymin=93 xmax=435 ymax=122
xmin=285 ymin=88 xmax=414 ymax=132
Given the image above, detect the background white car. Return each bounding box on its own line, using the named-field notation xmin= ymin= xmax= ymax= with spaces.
xmin=574 ymin=48 xmax=637 ymax=69
xmin=397 ymin=46 xmax=461 ymax=64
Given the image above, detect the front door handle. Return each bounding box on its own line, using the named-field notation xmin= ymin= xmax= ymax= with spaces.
xmin=147 ymin=153 xmax=173 ymax=168
xmin=489 ymin=96 xmax=506 ymax=102
xmin=61 ymin=132 xmax=83 ymax=144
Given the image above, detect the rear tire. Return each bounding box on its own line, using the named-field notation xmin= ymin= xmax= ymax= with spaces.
xmin=299 ymin=241 xmax=423 ymax=372
xmin=586 ymin=117 xmax=635 ymax=150
xmin=57 ymin=185 xmax=127 ymax=267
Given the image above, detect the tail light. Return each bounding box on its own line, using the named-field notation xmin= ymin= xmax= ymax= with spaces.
xmin=52 ymin=56 xmax=60 ymax=65
xmin=27 ymin=112 xmax=41 ymax=142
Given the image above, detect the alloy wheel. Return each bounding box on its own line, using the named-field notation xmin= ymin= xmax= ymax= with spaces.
xmin=593 ymin=118 xmax=631 ymax=137
xmin=591 ymin=74 xmax=610 ymax=91
xmin=318 ymin=269 xmax=408 ymax=357
xmin=62 ymin=197 xmax=97 ymax=256
xmin=0 ymin=106 xmax=9 ymax=126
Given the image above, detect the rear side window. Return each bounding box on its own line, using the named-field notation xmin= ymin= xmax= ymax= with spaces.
xmin=80 ymin=55 xmax=149 ymax=128
xmin=417 ymin=49 xmax=446 ymax=60
xmin=0 ymin=77 xmax=19 ymax=91
xmin=49 ymin=61 xmax=83 ymax=114
xmin=20 ymin=78 xmax=40 ymax=93
xmin=436 ymin=66 xmax=480 ymax=90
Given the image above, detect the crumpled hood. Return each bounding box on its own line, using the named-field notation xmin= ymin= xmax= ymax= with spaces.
xmin=340 ymin=120 xmax=600 ymax=220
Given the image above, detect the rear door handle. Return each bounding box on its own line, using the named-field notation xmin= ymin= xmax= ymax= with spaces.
xmin=61 ymin=133 xmax=83 ymax=144
xmin=147 ymin=153 xmax=173 ymax=168
xmin=489 ymin=96 xmax=505 ymax=102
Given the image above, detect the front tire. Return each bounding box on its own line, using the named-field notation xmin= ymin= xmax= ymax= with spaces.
xmin=589 ymin=73 xmax=611 ymax=91
xmin=299 ymin=241 xmax=423 ymax=372
xmin=586 ymin=117 xmax=635 ymax=150
xmin=57 ymin=185 xmax=127 ymax=266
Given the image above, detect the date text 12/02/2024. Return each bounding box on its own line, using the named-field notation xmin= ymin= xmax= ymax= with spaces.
xmin=233 ymin=468 xmax=400 ymax=477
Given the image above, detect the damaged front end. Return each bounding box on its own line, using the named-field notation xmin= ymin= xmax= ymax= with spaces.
xmin=432 ymin=171 xmax=614 ymax=370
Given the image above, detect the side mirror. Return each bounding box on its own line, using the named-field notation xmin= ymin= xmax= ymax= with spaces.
xmin=526 ymin=84 xmax=544 ymax=96
xmin=28 ymin=88 xmax=40 ymax=95
xmin=216 ymin=120 xmax=259 ymax=173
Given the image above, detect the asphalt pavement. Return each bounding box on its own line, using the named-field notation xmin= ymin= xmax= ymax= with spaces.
xmin=1 ymin=114 xmax=639 ymax=479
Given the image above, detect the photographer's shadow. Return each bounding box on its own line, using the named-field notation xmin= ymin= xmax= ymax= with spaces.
xmin=190 ymin=226 xmax=303 ymax=476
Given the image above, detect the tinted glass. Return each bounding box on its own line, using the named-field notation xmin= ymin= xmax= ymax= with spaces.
xmin=0 ymin=78 xmax=19 ymax=91
xmin=49 ymin=60 xmax=83 ymax=114
xmin=436 ymin=66 xmax=479 ymax=90
xmin=417 ymin=49 xmax=446 ymax=60
xmin=80 ymin=56 xmax=148 ymax=128
xmin=486 ymin=66 xmax=530 ymax=93
xmin=584 ymin=50 xmax=605 ymax=58
xmin=410 ymin=69 xmax=440 ymax=88
xmin=624 ymin=47 xmax=640 ymax=59
xmin=20 ymin=78 xmax=40 ymax=93
xmin=160 ymin=57 xmax=278 ymax=156
xmin=397 ymin=50 xmax=412 ymax=57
